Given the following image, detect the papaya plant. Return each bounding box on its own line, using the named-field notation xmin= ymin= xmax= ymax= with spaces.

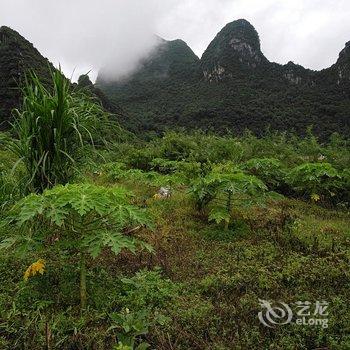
xmin=240 ymin=158 xmax=286 ymax=191
xmin=190 ymin=171 xmax=268 ymax=228
xmin=286 ymin=162 xmax=342 ymax=202
xmin=1 ymin=183 xmax=153 ymax=309
xmin=208 ymin=172 xmax=268 ymax=228
xmin=189 ymin=174 xmax=222 ymax=212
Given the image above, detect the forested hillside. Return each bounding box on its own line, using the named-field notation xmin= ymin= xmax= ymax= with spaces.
xmin=0 ymin=27 xmax=122 ymax=129
xmin=97 ymin=19 xmax=350 ymax=139
xmin=0 ymin=26 xmax=53 ymax=129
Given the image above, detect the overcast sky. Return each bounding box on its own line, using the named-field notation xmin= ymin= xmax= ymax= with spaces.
xmin=1 ymin=0 xmax=349 ymax=81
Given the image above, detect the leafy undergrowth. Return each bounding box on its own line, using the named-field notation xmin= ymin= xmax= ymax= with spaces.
xmin=1 ymin=178 xmax=349 ymax=349
xmin=1 ymin=130 xmax=350 ymax=349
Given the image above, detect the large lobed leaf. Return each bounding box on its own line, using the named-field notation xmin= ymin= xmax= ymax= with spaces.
xmin=5 ymin=183 xmax=153 ymax=258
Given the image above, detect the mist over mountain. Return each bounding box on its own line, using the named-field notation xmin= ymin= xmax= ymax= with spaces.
xmin=0 ymin=19 xmax=349 ymax=138
xmin=97 ymin=19 xmax=350 ymax=139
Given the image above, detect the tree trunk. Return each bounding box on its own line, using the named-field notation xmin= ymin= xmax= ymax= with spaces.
xmin=225 ymin=190 xmax=233 ymax=230
xmin=80 ymin=253 xmax=87 ymax=311
xmin=45 ymin=321 xmax=51 ymax=350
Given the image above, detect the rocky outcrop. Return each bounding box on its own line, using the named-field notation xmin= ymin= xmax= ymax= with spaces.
xmin=335 ymin=41 xmax=350 ymax=83
xmin=201 ymin=19 xmax=268 ymax=81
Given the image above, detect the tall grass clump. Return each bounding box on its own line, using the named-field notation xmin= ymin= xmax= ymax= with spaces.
xmin=10 ymin=70 xmax=114 ymax=193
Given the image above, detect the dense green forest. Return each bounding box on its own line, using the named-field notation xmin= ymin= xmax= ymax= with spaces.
xmin=0 ymin=71 xmax=349 ymax=349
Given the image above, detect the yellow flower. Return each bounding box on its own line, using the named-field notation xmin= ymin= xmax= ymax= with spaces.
xmin=311 ymin=193 xmax=320 ymax=202
xmin=24 ymin=259 xmax=46 ymax=281
xmin=153 ymin=193 xmax=162 ymax=200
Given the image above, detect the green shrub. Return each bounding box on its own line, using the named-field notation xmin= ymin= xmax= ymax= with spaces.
xmin=103 ymin=162 xmax=184 ymax=187
xmin=286 ymin=162 xmax=342 ymax=202
xmin=190 ymin=170 xmax=267 ymax=227
xmin=104 ymin=162 xmax=128 ymax=181
xmin=120 ymin=269 xmax=178 ymax=310
xmin=340 ymin=169 xmax=350 ymax=205
xmin=241 ymin=158 xmax=286 ymax=191
xmin=110 ymin=308 xmax=167 ymax=350
xmin=126 ymin=148 xmax=160 ymax=171
xmin=159 ymin=131 xmax=197 ymax=161
xmin=2 ymin=183 xmax=153 ymax=309
xmin=157 ymin=131 xmax=244 ymax=164
xmin=149 ymin=158 xmax=179 ymax=174
xmin=0 ymin=149 xmax=24 ymax=212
